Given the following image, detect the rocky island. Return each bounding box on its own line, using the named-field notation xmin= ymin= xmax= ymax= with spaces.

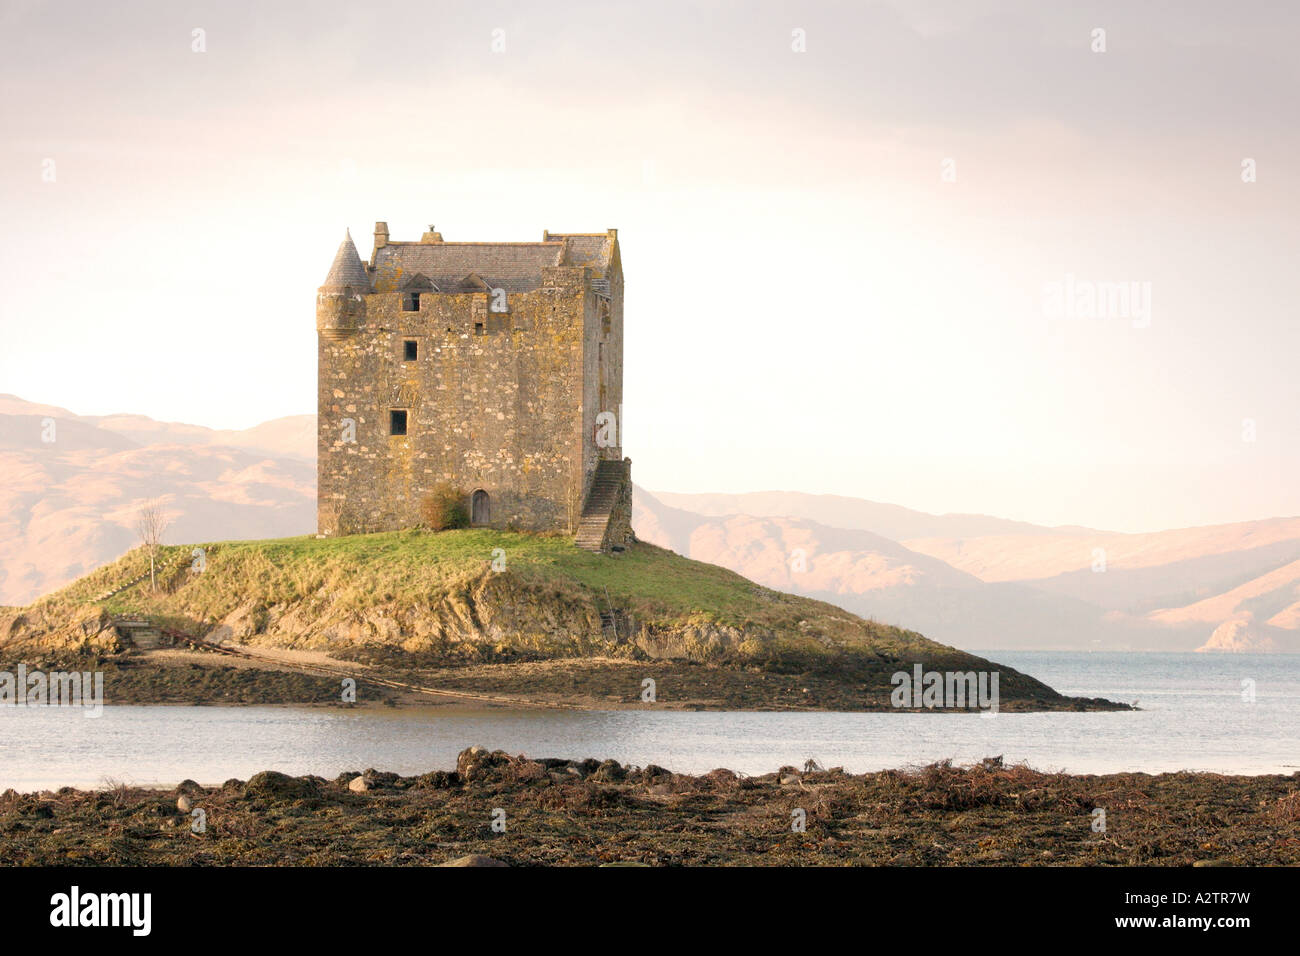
xmin=0 ymin=530 xmax=1126 ymax=712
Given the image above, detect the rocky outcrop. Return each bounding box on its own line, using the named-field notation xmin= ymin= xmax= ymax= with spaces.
xmin=192 ymin=571 xmax=786 ymax=665
xmin=1196 ymin=615 xmax=1298 ymax=653
xmin=244 ymin=771 xmax=321 ymax=801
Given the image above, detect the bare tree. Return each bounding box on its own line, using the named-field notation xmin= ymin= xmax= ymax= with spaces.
xmin=135 ymin=499 xmax=171 ymax=592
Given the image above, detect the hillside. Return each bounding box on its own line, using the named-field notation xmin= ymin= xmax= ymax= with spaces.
xmin=638 ymin=489 xmax=1300 ymax=653
xmin=0 ymin=530 xmax=1122 ymax=711
xmin=648 ymin=489 xmax=1079 ymax=541
xmin=632 ymin=489 xmax=1179 ymax=652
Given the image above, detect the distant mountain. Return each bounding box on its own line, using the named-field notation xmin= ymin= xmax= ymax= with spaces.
xmin=4 ymin=394 xmax=1298 ymax=653
xmin=632 ymin=489 xmax=1168 ymax=651
xmin=0 ymin=397 xmax=314 ymax=606
xmin=636 ymin=489 xmax=1300 ymax=653
xmin=0 ymin=395 xmax=315 ymax=460
xmin=633 ymin=490 xmax=979 ymax=593
xmin=648 ymin=490 xmax=1084 ymax=541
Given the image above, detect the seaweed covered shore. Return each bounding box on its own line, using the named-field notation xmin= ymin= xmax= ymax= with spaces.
xmin=3 ymin=748 xmax=1296 ymax=866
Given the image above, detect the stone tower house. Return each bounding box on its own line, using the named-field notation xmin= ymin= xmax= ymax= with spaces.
xmin=316 ymin=223 xmax=632 ymax=552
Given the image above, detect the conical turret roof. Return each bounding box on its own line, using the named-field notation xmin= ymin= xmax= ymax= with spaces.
xmin=321 ymin=229 xmax=371 ymax=292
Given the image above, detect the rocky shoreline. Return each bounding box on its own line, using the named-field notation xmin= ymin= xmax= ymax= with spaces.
xmin=0 ymin=649 xmax=1131 ymax=711
xmin=2 ymin=748 xmax=1294 ymax=866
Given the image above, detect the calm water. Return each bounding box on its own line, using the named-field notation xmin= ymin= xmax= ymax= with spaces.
xmin=1 ymin=652 xmax=1297 ymax=790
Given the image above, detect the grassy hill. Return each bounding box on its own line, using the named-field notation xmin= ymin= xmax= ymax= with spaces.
xmin=0 ymin=530 xmax=1125 ymax=710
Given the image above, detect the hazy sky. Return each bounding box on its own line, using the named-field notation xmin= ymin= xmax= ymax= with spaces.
xmin=2 ymin=0 xmax=1296 ymax=532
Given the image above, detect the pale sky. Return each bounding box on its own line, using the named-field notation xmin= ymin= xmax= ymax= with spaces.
xmin=1 ymin=0 xmax=1296 ymax=532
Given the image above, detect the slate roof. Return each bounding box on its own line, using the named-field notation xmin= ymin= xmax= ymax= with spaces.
xmin=321 ymin=231 xmax=371 ymax=292
xmin=367 ymin=232 xmax=615 ymax=294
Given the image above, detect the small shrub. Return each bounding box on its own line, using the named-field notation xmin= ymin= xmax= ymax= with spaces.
xmin=1272 ymin=791 xmax=1300 ymax=823
xmin=420 ymin=484 xmax=470 ymax=531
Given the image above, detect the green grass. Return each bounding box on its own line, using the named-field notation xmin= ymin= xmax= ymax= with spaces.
xmin=35 ymin=529 xmax=795 ymax=625
xmin=5 ymin=529 xmax=1107 ymax=706
xmin=27 ymin=529 xmax=947 ymax=657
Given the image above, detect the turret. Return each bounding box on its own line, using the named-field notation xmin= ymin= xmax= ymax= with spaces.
xmin=316 ymin=229 xmax=369 ymax=339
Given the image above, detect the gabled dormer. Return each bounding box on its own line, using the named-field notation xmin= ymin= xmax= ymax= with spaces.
xmin=455 ymin=272 xmax=492 ymax=293
xmin=400 ymin=273 xmax=435 ymax=311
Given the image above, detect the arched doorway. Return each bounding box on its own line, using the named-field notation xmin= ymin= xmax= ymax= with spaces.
xmin=471 ymin=489 xmax=490 ymax=526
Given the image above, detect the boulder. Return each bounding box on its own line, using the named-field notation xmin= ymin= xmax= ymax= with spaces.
xmin=591 ymin=759 xmax=627 ymax=783
xmin=705 ymin=768 xmax=739 ymax=786
xmin=456 ymin=746 xmax=511 ymax=783
xmin=357 ymin=769 xmax=401 ymax=789
xmin=414 ymin=770 xmax=459 ymax=790
xmin=244 ymin=770 xmax=319 ymax=801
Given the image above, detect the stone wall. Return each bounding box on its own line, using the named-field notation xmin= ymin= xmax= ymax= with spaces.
xmin=318 ymin=277 xmax=588 ymax=534
xmin=604 ymin=458 xmax=635 ymax=551
xmin=578 ymin=248 xmax=623 ymax=513
xmin=317 ymin=233 xmax=623 ymax=540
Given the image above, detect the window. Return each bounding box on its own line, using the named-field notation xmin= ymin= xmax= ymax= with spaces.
xmin=404 ymin=340 xmax=418 ymax=361
xmin=474 ymin=322 xmax=484 ymax=335
xmin=389 ymin=409 xmax=408 ymax=436
xmin=402 ymin=292 xmax=421 ymax=312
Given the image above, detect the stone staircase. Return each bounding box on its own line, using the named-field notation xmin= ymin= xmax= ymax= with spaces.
xmin=574 ymin=460 xmax=626 ymax=552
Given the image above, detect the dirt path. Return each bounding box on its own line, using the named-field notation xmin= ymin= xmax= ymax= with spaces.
xmin=162 ymin=638 xmax=580 ymax=710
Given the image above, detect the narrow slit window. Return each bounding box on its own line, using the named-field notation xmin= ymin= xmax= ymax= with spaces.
xmin=404 ymin=340 xmax=418 ymax=361
xmin=474 ymin=322 xmax=485 ymax=335
xmin=389 ymin=409 xmax=408 ymax=436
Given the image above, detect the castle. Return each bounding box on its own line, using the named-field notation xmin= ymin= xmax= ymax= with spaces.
xmin=316 ymin=222 xmax=632 ymax=552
